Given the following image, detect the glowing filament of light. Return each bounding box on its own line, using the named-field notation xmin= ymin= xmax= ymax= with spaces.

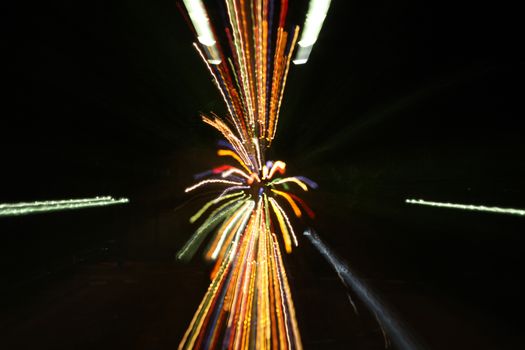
xmin=190 ymin=192 xmax=245 ymax=223
xmin=217 ymin=149 xmax=252 ymax=173
xmin=304 ymin=229 xmax=422 ymax=350
xmin=268 ymin=160 xmax=286 ymax=179
xmin=177 ymin=0 xmax=324 ymax=347
xmin=0 ymin=196 xmax=129 ymax=217
xmin=221 ymin=168 xmax=250 ymax=180
xmin=182 ymin=0 xmax=221 ymax=64
xmin=270 ymin=177 xmax=309 ymax=191
xmin=294 ymin=0 xmax=332 ymax=65
xmin=184 ymin=179 xmax=244 ymax=193
xmin=406 ymin=198 xmax=525 ymax=216
xmin=271 ymin=189 xmax=303 ymax=218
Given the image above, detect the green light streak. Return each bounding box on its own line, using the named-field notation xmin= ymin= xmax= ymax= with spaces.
xmin=0 ymin=196 xmax=129 ymax=217
xmin=406 ymin=198 xmax=525 ymax=216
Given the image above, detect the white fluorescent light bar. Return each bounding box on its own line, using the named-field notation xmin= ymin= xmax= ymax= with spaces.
xmin=294 ymin=0 xmax=332 ymax=65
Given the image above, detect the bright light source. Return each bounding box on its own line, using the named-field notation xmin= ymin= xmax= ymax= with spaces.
xmin=182 ymin=0 xmax=222 ymax=64
xmin=294 ymin=0 xmax=332 ymax=65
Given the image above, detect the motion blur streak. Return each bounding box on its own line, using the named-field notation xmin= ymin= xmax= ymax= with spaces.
xmin=304 ymin=228 xmax=423 ymax=350
xmin=406 ymin=198 xmax=525 ymax=216
xmin=178 ymin=0 xmax=324 ymax=348
xmin=293 ymin=0 xmax=332 ymax=65
xmin=0 ymin=196 xmax=129 ymax=216
xmin=182 ymin=0 xmax=221 ymax=64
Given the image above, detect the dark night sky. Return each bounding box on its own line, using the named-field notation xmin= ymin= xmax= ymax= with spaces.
xmin=1 ymin=1 xmax=525 ymax=349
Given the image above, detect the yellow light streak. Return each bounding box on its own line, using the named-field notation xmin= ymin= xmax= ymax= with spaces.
xmin=268 ymin=196 xmax=293 ymax=253
xmin=271 ymin=189 xmax=303 ymax=218
xmin=217 ymin=149 xmax=252 ymax=173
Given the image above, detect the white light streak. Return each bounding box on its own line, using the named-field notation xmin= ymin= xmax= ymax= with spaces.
xmin=184 ymin=179 xmax=243 ymax=193
xmin=0 ymin=196 xmax=129 ymax=216
xmin=304 ymin=229 xmax=422 ymax=350
xmin=294 ymin=0 xmax=332 ymax=65
xmin=182 ymin=0 xmax=222 ymax=64
xmin=406 ymin=198 xmax=525 ymax=216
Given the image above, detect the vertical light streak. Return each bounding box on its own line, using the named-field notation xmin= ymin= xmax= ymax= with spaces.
xmin=293 ymin=0 xmax=332 ymax=65
xmin=182 ymin=0 xmax=222 ymax=64
xmin=178 ymin=0 xmax=325 ymax=348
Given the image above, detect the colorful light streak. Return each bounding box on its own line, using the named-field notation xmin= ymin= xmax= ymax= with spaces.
xmin=0 ymin=196 xmax=129 ymax=217
xmin=178 ymin=151 xmax=316 ymax=349
xmin=406 ymin=198 xmax=525 ymax=217
xmin=178 ymin=1 xmax=322 ymax=348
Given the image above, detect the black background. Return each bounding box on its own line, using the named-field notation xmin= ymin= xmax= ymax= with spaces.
xmin=1 ymin=0 xmax=524 ymax=349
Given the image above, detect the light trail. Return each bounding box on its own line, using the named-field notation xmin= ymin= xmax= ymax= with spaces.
xmin=304 ymin=228 xmax=424 ymax=350
xmin=177 ymin=0 xmax=329 ymax=348
xmin=182 ymin=0 xmax=221 ymax=64
xmin=293 ymin=0 xmax=332 ymax=65
xmin=406 ymin=198 xmax=525 ymax=217
xmin=0 ymin=196 xmax=129 ymax=217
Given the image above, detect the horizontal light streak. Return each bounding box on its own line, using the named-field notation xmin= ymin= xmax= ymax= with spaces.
xmin=0 ymin=196 xmax=129 ymax=216
xmin=406 ymin=198 xmax=525 ymax=216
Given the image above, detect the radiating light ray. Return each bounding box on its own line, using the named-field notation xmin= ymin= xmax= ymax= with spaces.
xmin=177 ymin=198 xmax=248 ymax=261
xmin=268 ymin=195 xmax=294 ymax=253
xmin=217 ymin=149 xmax=253 ymax=173
xmin=183 ymin=0 xmax=222 ymax=64
xmin=270 ymin=177 xmax=309 ymax=191
xmin=221 ymin=168 xmax=251 ymax=180
xmin=210 ymin=200 xmax=255 ymax=260
xmin=184 ymin=179 xmax=244 ymax=193
xmin=293 ymin=0 xmax=332 ymax=65
xmin=178 ymin=1 xmax=323 ymax=348
xmin=268 ymin=160 xmax=286 ymax=179
xmin=190 ymin=192 xmax=245 ymax=223
xmin=217 ymin=186 xmax=251 ymax=201
xmin=0 ymin=196 xmax=129 ymax=217
xmin=406 ymin=198 xmax=525 ymax=216
xmin=269 ymin=196 xmax=299 ymax=247
xmin=304 ymin=229 xmax=423 ymax=350
xmin=295 ymin=176 xmax=318 ymax=189
xmin=271 ymin=189 xmax=303 ymax=218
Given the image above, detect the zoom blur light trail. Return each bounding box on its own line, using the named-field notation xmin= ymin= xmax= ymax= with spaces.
xmin=178 ymin=1 xmax=324 ymax=349
xmin=406 ymin=198 xmax=525 ymax=217
xmin=294 ymin=0 xmax=332 ymax=65
xmin=304 ymin=229 xmax=423 ymax=350
xmin=0 ymin=196 xmax=129 ymax=217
